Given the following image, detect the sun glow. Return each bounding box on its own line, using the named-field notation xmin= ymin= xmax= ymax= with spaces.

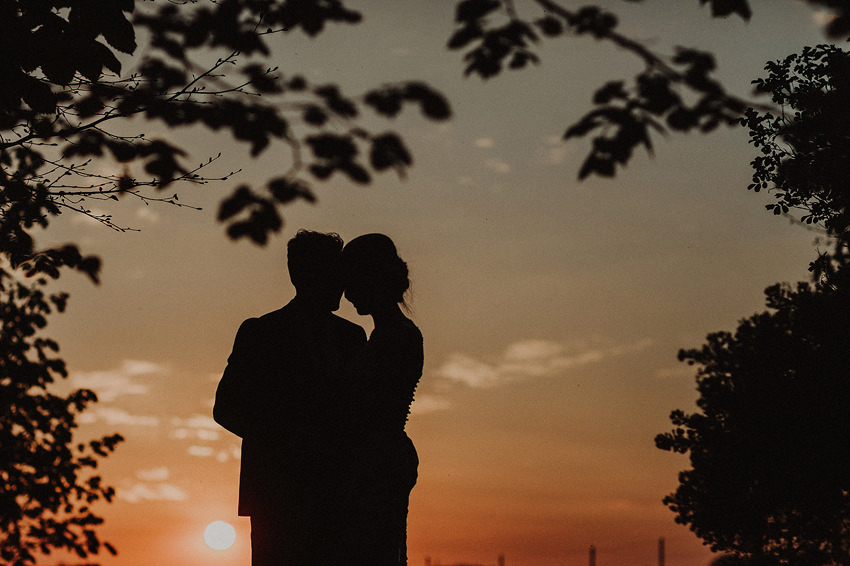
xmin=203 ymin=521 xmax=237 ymax=551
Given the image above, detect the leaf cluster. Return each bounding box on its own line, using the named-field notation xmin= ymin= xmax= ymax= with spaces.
xmin=446 ymin=0 xmax=778 ymax=179
xmin=742 ymin=45 xmax=850 ymax=242
xmin=2 ymin=0 xmax=452 ymax=253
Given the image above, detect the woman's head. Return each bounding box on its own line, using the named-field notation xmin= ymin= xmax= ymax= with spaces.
xmin=343 ymin=233 xmax=409 ymax=315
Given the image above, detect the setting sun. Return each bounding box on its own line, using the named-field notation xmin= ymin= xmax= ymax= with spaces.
xmin=203 ymin=521 xmax=237 ymax=551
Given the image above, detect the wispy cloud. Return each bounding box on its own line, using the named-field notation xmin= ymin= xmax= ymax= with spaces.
xmin=119 ymin=483 xmax=188 ymax=503
xmin=812 ymin=10 xmax=837 ymax=29
xmin=171 ymin=414 xmax=241 ymax=461
xmin=119 ymin=466 xmax=187 ymax=503
xmin=135 ymin=205 xmax=160 ymax=223
xmin=435 ymin=338 xmax=652 ymax=389
xmin=539 ymin=135 xmax=574 ymax=165
xmin=136 ymin=467 xmax=170 ymax=482
xmin=71 ymin=359 xmax=168 ymax=402
xmin=187 ymin=444 xmax=241 ymax=462
xmin=171 ymin=414 xmax=220 ymax=441
xmin=484 ymin=157 xmax=511 ymax=173
xmin=410 ymin=393 xmax=453 ymax=415
xmin=78 ymin=407 xmax=160 ymax=427
xmin=655 ymin=365 xmax=694 ymax=380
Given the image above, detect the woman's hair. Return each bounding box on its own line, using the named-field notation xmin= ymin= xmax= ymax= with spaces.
xmin=343 ymin=233 xmax=410 ymax=306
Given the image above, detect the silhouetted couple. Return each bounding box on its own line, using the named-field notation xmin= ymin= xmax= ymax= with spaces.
xmin=214 ymin=230 xmax=423 ymax=566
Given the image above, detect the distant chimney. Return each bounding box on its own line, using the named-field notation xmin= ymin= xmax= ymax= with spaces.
xmin=658 ymin=537 xmax=665 ymax=566
xmin=589 ymin=545 xmax=596 ymax=566
xmin=498 ymin=554 xmax=505 ymax=566
xmin=424 ymin=557 xmax=431 ymax=566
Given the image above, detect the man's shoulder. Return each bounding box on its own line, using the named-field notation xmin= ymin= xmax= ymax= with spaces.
xmin=255 ymin=306 xmax=289 ymax=323
xmin=236 ymin=306 xmax=290 ymax=333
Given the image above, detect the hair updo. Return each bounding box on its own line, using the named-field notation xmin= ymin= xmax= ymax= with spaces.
xmin=343 ymin=233 xmax=410 ymax=306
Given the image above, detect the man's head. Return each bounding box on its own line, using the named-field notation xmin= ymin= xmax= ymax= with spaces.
xmin=287 ymin=230 xmax=345 ymax=311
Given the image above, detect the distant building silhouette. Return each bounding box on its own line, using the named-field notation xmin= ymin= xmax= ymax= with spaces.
xmin=424 ymin=556 xmax=504 ymax=566
xmin=588 ymin=538 xmax=667 ymax=566
xmin=423 ymin=539 xmax=670 ymax=566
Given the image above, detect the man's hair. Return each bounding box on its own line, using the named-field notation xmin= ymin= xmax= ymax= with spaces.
xmin=287 ymin=230 xmax=344 ymax=290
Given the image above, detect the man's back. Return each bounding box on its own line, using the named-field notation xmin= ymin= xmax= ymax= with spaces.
xmin=214 ymin=298 xmax=366 ymax=516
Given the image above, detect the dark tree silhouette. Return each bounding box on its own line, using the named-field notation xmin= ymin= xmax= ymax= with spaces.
xmin=657 ymin=43 xmax=850 ymax=566
xmin=1 ymin=269 xmax=122 ymax=565
xmin=656 ymin=281 xmax=850 ymax=566
xmin=740 ymin=44 xmax=850 ymax=285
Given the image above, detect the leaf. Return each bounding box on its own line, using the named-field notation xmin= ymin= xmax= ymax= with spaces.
xmin=268 ymin=178 xmax=316 ymax=204
xmin=218 ymin=186 xmax=253 ymax=221
xmin=447 ymin=24 xmax=482 ymax=49
xmin=370 ymin=133 xmax=412 ymax=173
xmin=455 ymin=0 xmax=501 ymax=23
xmin=20 ymin=76 xmax=56 ymax=114
xmin=593 ymin=81 xmax=627 ymax=104
xmin=403 ymin=83 xmax=452 ymax=120
xmin=306 ymin=134 xmax=357 ymax=160
xmin=304 ymin=106 xmax=328 ymax=126
xmin=700 ymin=0 xmax=752 ymax=21
xmin=364 ymin=89 xmax=403 ymax=118
xmin=106 ymin=141 xmax=137 ymax=163
xmin=340 ymin=162 xmax=371 ymax=184
xmin=536 ymin=16 xmax=564 ymax=37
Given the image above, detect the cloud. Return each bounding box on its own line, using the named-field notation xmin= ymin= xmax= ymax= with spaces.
xmin=484 ymin=157 xmax=511 ymax=173
xmin=410 ymin=393 xmax=452 ymax=415
xmin=812 ymin=10 xmax=837 ymax=28
xmin=170 ymin=414 xmax=241 ymax=461
xmin=188 ymin=445 xmax=216 ymax=458
xmin=171 ymin=414 xmax=221 ymax=441
xmin=119 ymin=482 xmax=188 ymax=503
xmin=136 ymin=467 xmax=170 ymax=482
xmin=540 ymin=135 xmax=573 ymax=165
xmin=436 ymin=338 xmax=652 ymax=389
xmin=187 ymin=444 xmax=241 ymax=462
xmin=475 ymin=137 xmax=495 ymax=148
xmin=135 ymin=205 xmax=160 ymax=223
xmin=655 ymin=365 xmax=694 ymax=380
xmin=71 ymin=359 xmax=168 ymax=402
xmin=77 ymin=407 xmax=160 ymax=427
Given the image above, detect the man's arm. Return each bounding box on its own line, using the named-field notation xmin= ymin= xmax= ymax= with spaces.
xmin=213 ymin=318 xmax=260 ymax=438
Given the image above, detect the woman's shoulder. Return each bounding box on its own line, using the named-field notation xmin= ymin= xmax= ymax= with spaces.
xmin=370 ymin=317 xmax=422 ymax=351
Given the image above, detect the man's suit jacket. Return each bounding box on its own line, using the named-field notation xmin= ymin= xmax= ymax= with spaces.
xmin=213 ymin=298 xmax=367 ymax=517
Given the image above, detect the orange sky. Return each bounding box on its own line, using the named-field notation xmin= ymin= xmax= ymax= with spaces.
xmin=33 ymin=1 xmax=837 ymax=565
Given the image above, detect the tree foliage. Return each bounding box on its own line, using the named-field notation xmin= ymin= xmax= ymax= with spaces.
xmin=1 ymin=269 xmax=123 ymax=566
xmin=447 ymin=0 xmax=850 ymax=179
xmin=740 ymin=44 xmax=850 ymax=283
xmin=658 ymin=42 xmax=850 ymax=565
xmin=656 ymin=281 xmax=850 ymax=566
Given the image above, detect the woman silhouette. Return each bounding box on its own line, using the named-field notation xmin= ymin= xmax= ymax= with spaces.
xmin=343 ymin=234 xmax=423 ymax=566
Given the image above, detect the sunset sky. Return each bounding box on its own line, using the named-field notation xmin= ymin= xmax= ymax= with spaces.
xmin=33 ymin=1 xmax=839 ymax=565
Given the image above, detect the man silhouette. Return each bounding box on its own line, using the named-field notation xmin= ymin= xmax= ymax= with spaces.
xmin=214 ymin=230 xmax=367 ymax=566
